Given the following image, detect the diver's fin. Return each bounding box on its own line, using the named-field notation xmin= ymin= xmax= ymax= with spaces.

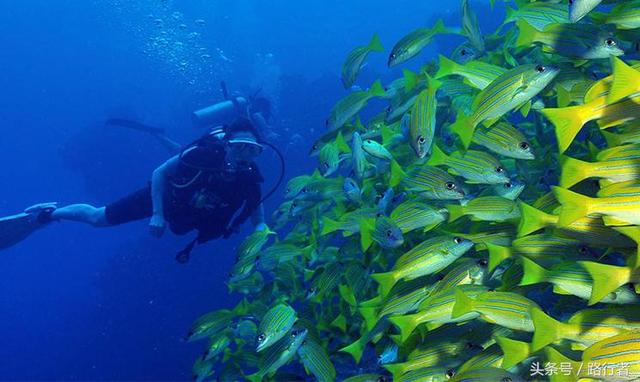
xmin=0 ymin=211 xmax=50 ymax=251
xmin=105 ymin=118 xmax=165 ymax=135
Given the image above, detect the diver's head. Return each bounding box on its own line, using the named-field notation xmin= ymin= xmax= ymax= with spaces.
xmin=225 ymin=117 xmax=264 ymax=162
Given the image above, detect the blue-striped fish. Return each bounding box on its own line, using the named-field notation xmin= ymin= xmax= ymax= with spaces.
xmin=388 ymin=19 xmax=449 ymax=67
xmin=472 ymin=122 xmax=534 ymax=160
xmin=516 ymin=20 xmax=624 ymax=59
xmin=372 ymin=235 xmax=474 ymax=297
xmin=503 ymin=2 xmax=569 ymax=31
xmin=246 ymin=327 xmax=308 ymax=382
xmin=447 ymin=196 xmax=520 ymax=223
xmin=342 ymin=33 xmax=384 ymax=89
xmin=409 ymin=75 xmax=441 ymax=158
xmin=327 ymin=80 xmax=385 ymax=131
xmin=297 ymin=338 xmax=336 ymax=382
xmin=402 ymin=165 xmax=466 ymax=200
xmin=428 ymin=145 xmax=510 ymax=185
xmin=451 ymin=290 xmax=540 ymax=332
xmin=451 ymin=64 xmax=559 ymax=148
xmin=390 ymin=200 xmax=448 ymax=234
xmin=256 ymin=303 xmax=297 ymax=352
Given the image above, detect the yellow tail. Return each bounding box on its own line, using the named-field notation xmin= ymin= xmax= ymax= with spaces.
xmin=542 ymin=105 xmax=589 ymax=154
xmin=578 ymin=261 xmax=631 ymax=305
xmin=552 ymin=187 xmax=593 ymax=227
xmin=518 ymin=202 xmax=557 ymax=237
xmin=609 ymin=56 xmax=640 ymax=103
xmin=559 ymin=155 xmax=593 ymax=188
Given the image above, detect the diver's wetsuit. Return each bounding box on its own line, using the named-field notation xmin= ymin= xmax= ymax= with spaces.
xmin=104 ymin=138 xmax=263 ymax=243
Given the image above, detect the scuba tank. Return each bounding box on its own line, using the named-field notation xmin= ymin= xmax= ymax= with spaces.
xmin=192 ymin=81 xmax=249 ymax=128
xmin=192 ymin=97 xmax=248 ymax=128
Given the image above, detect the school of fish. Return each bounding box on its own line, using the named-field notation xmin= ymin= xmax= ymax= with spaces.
xmin=189 ymin=0 xmax=640 ymax=380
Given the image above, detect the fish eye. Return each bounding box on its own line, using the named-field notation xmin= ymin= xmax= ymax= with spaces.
xmin=453 ymin=237 xmax=463 ymax=244
xmin=519 ymin=142 xmax=529 ymax=150
xmin=478 ymin=259 xmax=488 ymax=266
xmin=569 ymin=0 xmax=573 ymax=4
xmin=606 ymin=38 xmax=616 ymax=47
xmin=257 ymin=333 xmax=266 ymax=342
xmin=579 ymin=246 xmax=588 ymax=254
xmin=502 ymin=378 xmax=513 ymax=382
xmin=496 ymin=166 xmax=505 ymax=173
xmin=446 ymin=368 xmax=456 ymax=378
xmin=291 ymin=331 xmax=298 ymax=337
xmin=376 ymin=212 xmax=383 ymax=218
xmin=301 ymin=188 xmax=307 ymax=193
xmin=377 ymin=377 xmax=387 ymax=382
xmin=445 ymin=181 xmax=456 ymax=190
xmin=461 ymin=49 xmax=467 ymax=55
xmin=535 ymin=65 xmax=546 ymax=73
xmin=418 ymin=136 xmax=426 ymax=144
xmin=386 ymin=229 xmax=393 ymax=237
xmin=504 ymin=182 xmax=513 ymax=188
xmin=390 ymin=53 xmax=397 ymax=59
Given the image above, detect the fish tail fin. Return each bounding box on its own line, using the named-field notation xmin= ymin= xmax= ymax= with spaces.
xmin=518 ymin=202 xmax=555 ymax=237
xmin=432 ymin=18 xmax=448 ymax=35
xmin=371 ymin=271 xmax=399 ymax=298
xmin=552 ymin=187 xmax=593 ymax=227
xmin=450 ymin=112 xmax=474 ymax=148
xmin=613 ymin=226 xmax=640 ymax=268
xmin=519 ymin=257 xmax=549 ymax=286
xmin=426 ymin=144 xmax=449 ymax=167
xmin=339 ymin=338 xmax=365 ymax=364
xmin=515 ymin=19 xmax=539 ymax=47
xmin=358 ymin=306 xmax=379 ymax=332
xmin=559 ymin=155 xmax=591 ymax=188
xmin=403 ymin=69 xmax=420 ymax=92
xmin=609 ymin=56 xmax=640 ymax=103
xmin=601 ymin=130 xmax=623 ymax=147
xmin=435 ymin=54 xmax=460 ymax=79
xmin=495 ymin=336 xmax=532 ymax=369
xmin=339 ymin=284 xmax=357 ymax=306
xmin=335 ymin=131 xmax=352 ymax=153
xmin=245 ymin=373 xmax=263 ymax=382
xmin=321 ymin=216 xmax=341 ymax=236
xmin=504 ymin=6 xmax=516 ymax=22
xmin=359 ymin=295 xmax=383 ymax=308
xmin=425 ymin=72 xmax=442 ymax=92
xmin=331 ymin=313 xmax=348 ymax=333
xmin=446 ymin=203 xmax=465 ymax=223
xmin=579 ymin=261 xmax=630 ymax=306
xmin=359 ymin=218 xmax=376 ymax=252
xmin=369 ymin=79 xmax=386 ymax=98
xmin=368 ymin=33 xmax=384 ymax=52
xmin=542 ymin=105 xmax=588 ymax=154
xmin=382 ymin=364 xmax=406 ymax=382
xmin=544 ymin=348 xmax=579 ymax=382
xmin=389 ymin=314 xmax=419 ymax=343
xmin=486 ymin=242 xmax=513 ymax=272
xmin=390 ymin=160 xmax=406 ymax=187
xmin=381 ymin=125 xmax=395 ymax=146
xmin=451 ymin=288 xmax=476 ymax=319
xmin=531 ymin=307 xmax=564 ymax=351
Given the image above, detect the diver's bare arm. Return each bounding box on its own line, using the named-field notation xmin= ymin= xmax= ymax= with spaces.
xmin=151 ymin=155 xmax=180 ymax=221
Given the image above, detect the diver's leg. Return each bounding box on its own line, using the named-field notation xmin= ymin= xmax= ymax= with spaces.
xmin=49 ymin=204 xmax=109 ymax=227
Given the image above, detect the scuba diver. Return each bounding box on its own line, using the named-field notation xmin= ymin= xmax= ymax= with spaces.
xmin=0 ymin=114 xmax=285 ymax=264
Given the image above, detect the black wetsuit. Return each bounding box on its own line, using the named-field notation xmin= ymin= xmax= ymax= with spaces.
xmin=104 ymin=137 xmax=263 ymax=244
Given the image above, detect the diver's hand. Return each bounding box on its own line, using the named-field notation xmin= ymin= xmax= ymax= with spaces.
xmin=149 ymin=215 xmax=166 ymax=238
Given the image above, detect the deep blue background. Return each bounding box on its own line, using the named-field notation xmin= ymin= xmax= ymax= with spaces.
xmin=0 ymin=1 xmax=501 ymax=379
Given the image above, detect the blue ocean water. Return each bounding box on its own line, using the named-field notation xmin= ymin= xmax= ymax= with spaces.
xmin=0 ymin=1 xmax=503 ymax=379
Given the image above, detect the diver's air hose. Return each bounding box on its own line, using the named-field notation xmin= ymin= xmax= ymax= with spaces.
xmin=259 ymin=141 xmax=286 ymax=205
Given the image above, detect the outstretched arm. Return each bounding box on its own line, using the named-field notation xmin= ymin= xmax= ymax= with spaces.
xmin=150 ymin=155 xmax=179 ymax=237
